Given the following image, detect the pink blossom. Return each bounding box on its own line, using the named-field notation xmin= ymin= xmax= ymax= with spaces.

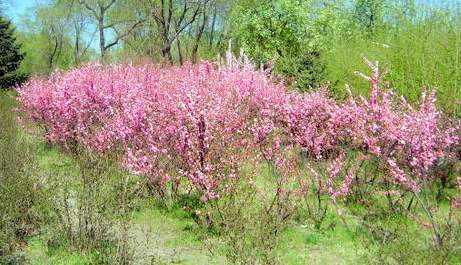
xmin=18 ymin=55 xmax=460 ymax=202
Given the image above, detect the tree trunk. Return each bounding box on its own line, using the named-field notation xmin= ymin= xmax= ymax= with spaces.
xmin=177 ymin=38 xmax=183 ymax=65
xmin=192 ymin=12 xmax=207 ymax=63
xmin=74 ymin=24 xmax=81 ymax=65
xmin=48 ymin=38 xmax=59 ymax=73
xmin=209 ymin=4 xmax=217 ymax=46
xmin=161 ymin=43 xmax=173 ymax=65
xmin=98 ymin=16 xmax=105 ymax=61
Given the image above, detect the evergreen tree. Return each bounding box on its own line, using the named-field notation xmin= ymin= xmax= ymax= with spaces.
xmin=0 ymin=16 xmax=25 ymax=88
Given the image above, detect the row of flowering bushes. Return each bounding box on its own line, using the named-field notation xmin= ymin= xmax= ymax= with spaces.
xmin=18 ymin=55 xmax=461 ymax=204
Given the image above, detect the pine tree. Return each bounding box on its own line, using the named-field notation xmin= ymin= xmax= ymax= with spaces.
xmin=0 ymin=16 xmax=25 ymax=88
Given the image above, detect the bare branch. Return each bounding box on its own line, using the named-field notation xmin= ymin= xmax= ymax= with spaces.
xmin=166 ymin=0 xmax=173 ymax=33
xmin=103 ymin=0 xmax=117 ymax=12
xmin=104 ymin=19 xmax=146 ymax=50
xmin=103 ymin=19 xmax=139 ymax=29
xmin=170 ymin=2 xmax=201 ymax=43
xmin=78 ymin=0 xmax=99 ymax=19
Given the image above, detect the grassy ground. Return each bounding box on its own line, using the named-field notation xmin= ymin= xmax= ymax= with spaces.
xmin=20 ymin=134 xmax=367 ymax=265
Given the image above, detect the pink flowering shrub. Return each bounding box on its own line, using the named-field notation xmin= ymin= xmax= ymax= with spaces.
xmin=328 ymin=60 xmax=459 ymax=197
xmin=283 ymin=60 xmax=460 ymax=201
xmin=19 ymin=55 xmax=290 ymax=201
xmin=18 ymin=55 xmax=460 ymax=203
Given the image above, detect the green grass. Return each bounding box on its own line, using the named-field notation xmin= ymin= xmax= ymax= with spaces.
xmin=128 ymin=207 xmax=225 ymax=265
xmin=26 ymin=239 xmax=100 ymax=265
xmin=279 ymin=224 xmax=365 ymax=265
xmin=21 ymin=136 xmax=223 ymax=265
xmin=21 ymin=134 xmax=368 ymax=265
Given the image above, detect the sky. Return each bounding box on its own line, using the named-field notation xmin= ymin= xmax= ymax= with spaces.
xmin=3 ymin=0 xmax=42 ymax=23
xmin=2 ymin=0 xmax=103 ymax=51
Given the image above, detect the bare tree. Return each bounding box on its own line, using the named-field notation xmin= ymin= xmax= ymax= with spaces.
xmin=150 ymin=0 xmax=203 ymax=64
xmin=46 ymin=25 xmax=65 ymax=72
xmin=206 ymin=0 xmax=233 ymax=49
xmin=78 ymin=0 xmax=145 ymax=60
xmin=71 ymin=7 xmax=96 ymax=64
xmin=36 ymin=2 xmax=73 ymax=72
xmin=208 ymin=1 xmax=217 ymax=46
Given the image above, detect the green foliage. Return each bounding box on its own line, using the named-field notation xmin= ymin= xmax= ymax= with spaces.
xmin=230 ymin=0 xmax=309 ymax=63
xmin=229 ymin=0 xmax=327 ymax=90
xmin=324 ymin=2 xmax=461 ymax=115
xmin=274 ymin=50 xmax=326 ymax=91
xmin=0 ymin=93 xmax=46 ymax=263
xmin=0 ymin=17 xmax=25 ymax=88
xmin=17 ymin=32 xmax=75 ymax=76
xmin=353 ymin=0 xmax=385 ymax=32
xmin=16 ymin=3 xmax=78 ymax=76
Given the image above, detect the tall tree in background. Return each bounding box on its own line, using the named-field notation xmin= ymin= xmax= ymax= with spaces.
xmin=191 ymin=0 xmax=209 ymax=63
xmin=78 ymin=0 xmax=145 ymax=60
xmin=63 ymin=1 xmax=96 ymax=65
xmin=148 ymin=0 xmax=203 ymax=64
xmin=17 ymin=1 xmax=81 ymax=75
xmin=0 ymin=16 xmax=24 ymax=88
xmin=36 ymin=5 xmax=72 ymax=72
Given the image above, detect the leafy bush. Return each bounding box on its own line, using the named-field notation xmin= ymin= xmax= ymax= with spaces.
xmin=274 ymin=50 xmax=326 ymax=91
xmin=0 ymin=72 xmax=29 ymax=89
xmin=0 ymin=93 xmax=46 ymax=263
xmin=230 ymin=0 xmax=327 ymax=90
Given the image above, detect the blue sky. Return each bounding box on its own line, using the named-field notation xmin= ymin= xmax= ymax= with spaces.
xmin=3 ymin=0 xmax=45 ymax=24
xmin=5 ymin=0 xmax=57 ymax=28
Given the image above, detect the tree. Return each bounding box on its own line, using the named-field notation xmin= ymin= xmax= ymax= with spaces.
xmin=116 ymin=0 xmax=232 ymax=64
xmin=17 ymin=2 xmax=76 ymax=75
xmin=148 ymin=0 xmax=204 ymax=64
xmin=191 ymin=0 xmax=209 ymax=63
xmin=58 ymin=0 xmax=96 ymax=65
xmin=230 ymin=0 xmax=326 ymax=90
xmin=36 ymin=5 xmax=71 ymax=72
xmin=0 ymin=16 xmax=25 ymax=88
xmin=230 ymin=0 xmax=310 ymax=64
xmin=78 ymin=0 xmax=145 ymax=60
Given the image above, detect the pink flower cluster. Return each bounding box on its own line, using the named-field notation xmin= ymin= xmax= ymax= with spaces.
xmin=18 ymin=57 xmax=460 ymax=201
